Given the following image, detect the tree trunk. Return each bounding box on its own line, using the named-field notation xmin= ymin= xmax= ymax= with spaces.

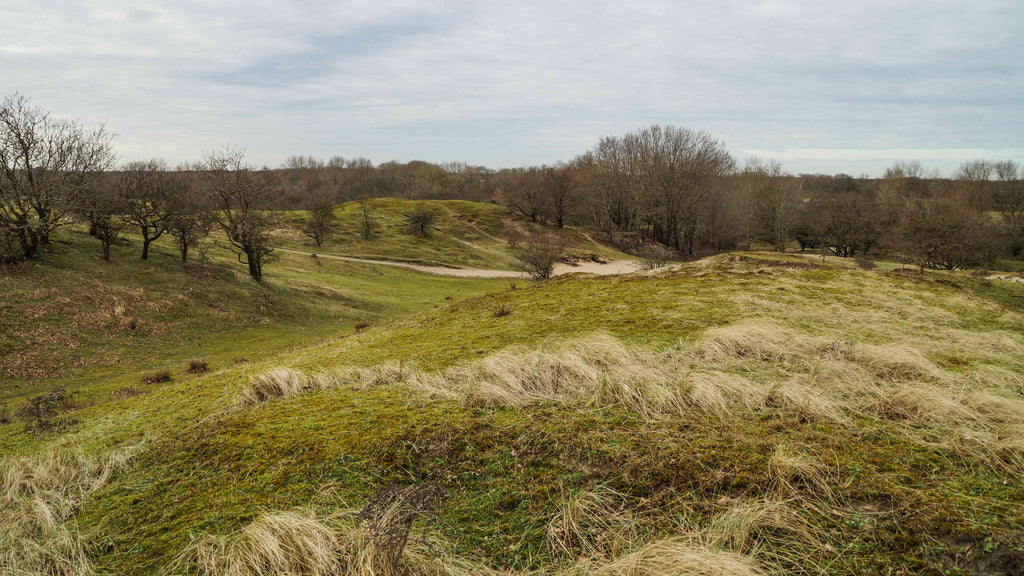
xmin=141 ymin=237 xmax=151 ymax=260
xmin=246 ymin=249 xmax=262 ymax=281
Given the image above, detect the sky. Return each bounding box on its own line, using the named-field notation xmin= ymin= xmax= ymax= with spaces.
xmin=1 ymin=0 xmax=1022 ymax=177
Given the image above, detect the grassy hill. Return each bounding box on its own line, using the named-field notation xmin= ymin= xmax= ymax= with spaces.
xmin=3 ymin=245 xmax=1024 ymax=575
xmin=0 ymin=227 xmax=513 ymax=449
xmin=276 ymin=198 xmax=629 ymax=270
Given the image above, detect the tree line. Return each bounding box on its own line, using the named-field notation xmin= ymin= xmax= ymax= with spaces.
xmin=3 ymin=93 xmax=1022 ymax=281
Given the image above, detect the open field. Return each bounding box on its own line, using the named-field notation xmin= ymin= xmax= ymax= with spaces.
xmin=4 ymin=228 xmax=1024 ymax=575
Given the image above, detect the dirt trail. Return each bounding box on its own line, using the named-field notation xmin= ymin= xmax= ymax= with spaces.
xmin=277 ymin=247 xmax=637 ymax=278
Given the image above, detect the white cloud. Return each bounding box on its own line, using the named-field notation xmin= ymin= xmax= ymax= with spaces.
xmin=0 ymin=0 xmax=1020 ymax=174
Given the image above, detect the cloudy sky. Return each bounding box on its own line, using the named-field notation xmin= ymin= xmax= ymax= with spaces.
xmin=2 ymin=0 xmax=1022 ymax=176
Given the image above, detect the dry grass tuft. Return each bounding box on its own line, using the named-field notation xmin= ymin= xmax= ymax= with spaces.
xmin=547 ymin=487 xmax=637 ymax=559
xmin=243 ymin=368 xmax=310 ymax=404
xmin=186 ymin=359 xmax=210 ymax=374
xmin=576 ymin=538 xmax=769 ymax=576
xmin=236 ymin=317 xmax=1024 ymax=471
xmin=182 ymin=510 xmax=339 ymax=576
xmin=0 ymin=447 xmax=136 ymax=576
xmin=704 ymin=499 xmax=822 ymax=571
xmin=768 ymin=444 xmax=833 ymax=500
xmin=178 ymin=507 xmax=498 ymax=576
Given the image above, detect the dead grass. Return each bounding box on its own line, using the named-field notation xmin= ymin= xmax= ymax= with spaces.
xmin=0 ymin=447 xmax=136 ymax=576
xmin=177 ymin=508 xmax=497 ymax=576
xmin=238 ymin=310 xmax=1024 ymax=472
xmin=242 ymin=368 xmax=310 ymax=404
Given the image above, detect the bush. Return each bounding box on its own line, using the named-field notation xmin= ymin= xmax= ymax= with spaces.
xmin=515 ymin=235 xmax=564 ymax=280
xmin=186 ymin=359 xmax=209 ymax=374
xmin=493 ymin=303 xmax=513 ymax=318
xmin=354 ymin=321 xmax=371 ymax=332
xmin=854 ymin=253 xmax=876 ymax=270
xmin=637 ymin=244 xmax=674 ymax=270
xmin=140 ymin=370 xmax=173 ymax=385
xmin=14 ymin=389 xmax=76 ymax=431
xmin=406 ymin=208 xmax=436 ymax=236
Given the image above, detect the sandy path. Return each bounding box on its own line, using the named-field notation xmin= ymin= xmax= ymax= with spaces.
xmin=277 ymin=247 xmax=637 ymax=278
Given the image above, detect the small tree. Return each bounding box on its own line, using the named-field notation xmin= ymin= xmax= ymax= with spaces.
xmin=203 ymin=147 xmax=277 ymax=281
xmin=303 ymin=202 xmax=336 ymax=247
xmin=515 ymin=235 xmax=564 ymax=280
xmin=166 ymin=174 xmax=210 ymax=263
xmin=78 ymin=177 xmax=125 ymax=261
xmin=406 ymin=208 xmax=436 ymax=236
xmin=120 ymin=159 xmax=184 ymax=260
xmin=358 ymin=198 xmax=378 ymax=240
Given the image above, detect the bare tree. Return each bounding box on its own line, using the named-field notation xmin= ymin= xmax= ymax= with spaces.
xmin=504 ymin=168 xmax=547 ymax=223
xmin=807 ymin=193 xmax=884 ymax=257
xmin=0 ymin=93 xmax=115 ymax=259
xmin=578 ymin=125 xmax=734 ymax=255
xmin=992 ymin=161 xmax=1024 ymax=236
xmin=745 ymin=157 xmax=798 ymax=252
xmin=515 ymin=235 xmax=564 ymax=280
xmin=358 ymin=198 xmax=378 ymax=240
xmin=166 ymin=174 xmax=210 ymax=263
xmin=301 ymin=189 xmax=336 ymax=247
xmin=120 ymin=159 xmax=185 ymax=259
xmin=956 ymin=160 xmax=994 ymax=212
xmin=203 ymin=147 xmax=277 ymax=281
xmin=542 ymin=163 xmax=577 ymax=228
xmin=77 ymin=175 xmax=125 ymax=261
xmin=899 ymin=199 xmax=992 ymax=270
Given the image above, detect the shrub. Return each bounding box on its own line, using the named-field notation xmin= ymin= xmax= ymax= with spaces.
xmin=186 ymin=359 xmax=209 ymax=374
xmin=515 ymin=235 xmax=565 ymax=280
xmin=493 ymin=303 xmax=513 ymax=318
xmin=111 ymin=388 xmax=144 ymax=399
xmin=14 ymin=389 xmax=77 ymax=432
xmin=637 ymin=244 xmax=674 ymax=270
xmin=140 ymin=370 xmax=173 ymax=385
xmin=854 ymin=252 xmax=876 ymax=270
xmin=354 ymin=321 xmax=371 ymax=332
xmin=406 ymin=208 xmax=437 ymax=236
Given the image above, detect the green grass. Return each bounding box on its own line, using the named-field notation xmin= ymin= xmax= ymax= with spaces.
xmin=0 ymin=227 xmax=513 ymax=455
xmin=5 ymin=241 xmax=1024 ymax=575
xmin=277 ymin=198 xmax=631 ymax=270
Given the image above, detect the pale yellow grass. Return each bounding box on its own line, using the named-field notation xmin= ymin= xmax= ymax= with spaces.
xmin=244 ymin=313 xmax=1024 ymax=471
xmin=0 ymin=447 xmax=136 ymax=576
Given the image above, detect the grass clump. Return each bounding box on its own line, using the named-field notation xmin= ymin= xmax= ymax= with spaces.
xmin=140 ymin=370 xmax=173 ymax=385
xmin=0 ymin=447 xmax=135 ymax=576
xmin=242 ymin=368 xmax=310 ymax=404
xmin=186 ymin=359 xmax=210 ymax=374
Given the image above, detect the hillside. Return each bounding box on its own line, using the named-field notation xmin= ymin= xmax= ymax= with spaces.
xmin=276 ymin=198 xmax=629 ymax=270
xmin=0 ymin=228 xmax=512 ymax=446
xmin=3 ymin=251 xmax=1023 ymax=575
